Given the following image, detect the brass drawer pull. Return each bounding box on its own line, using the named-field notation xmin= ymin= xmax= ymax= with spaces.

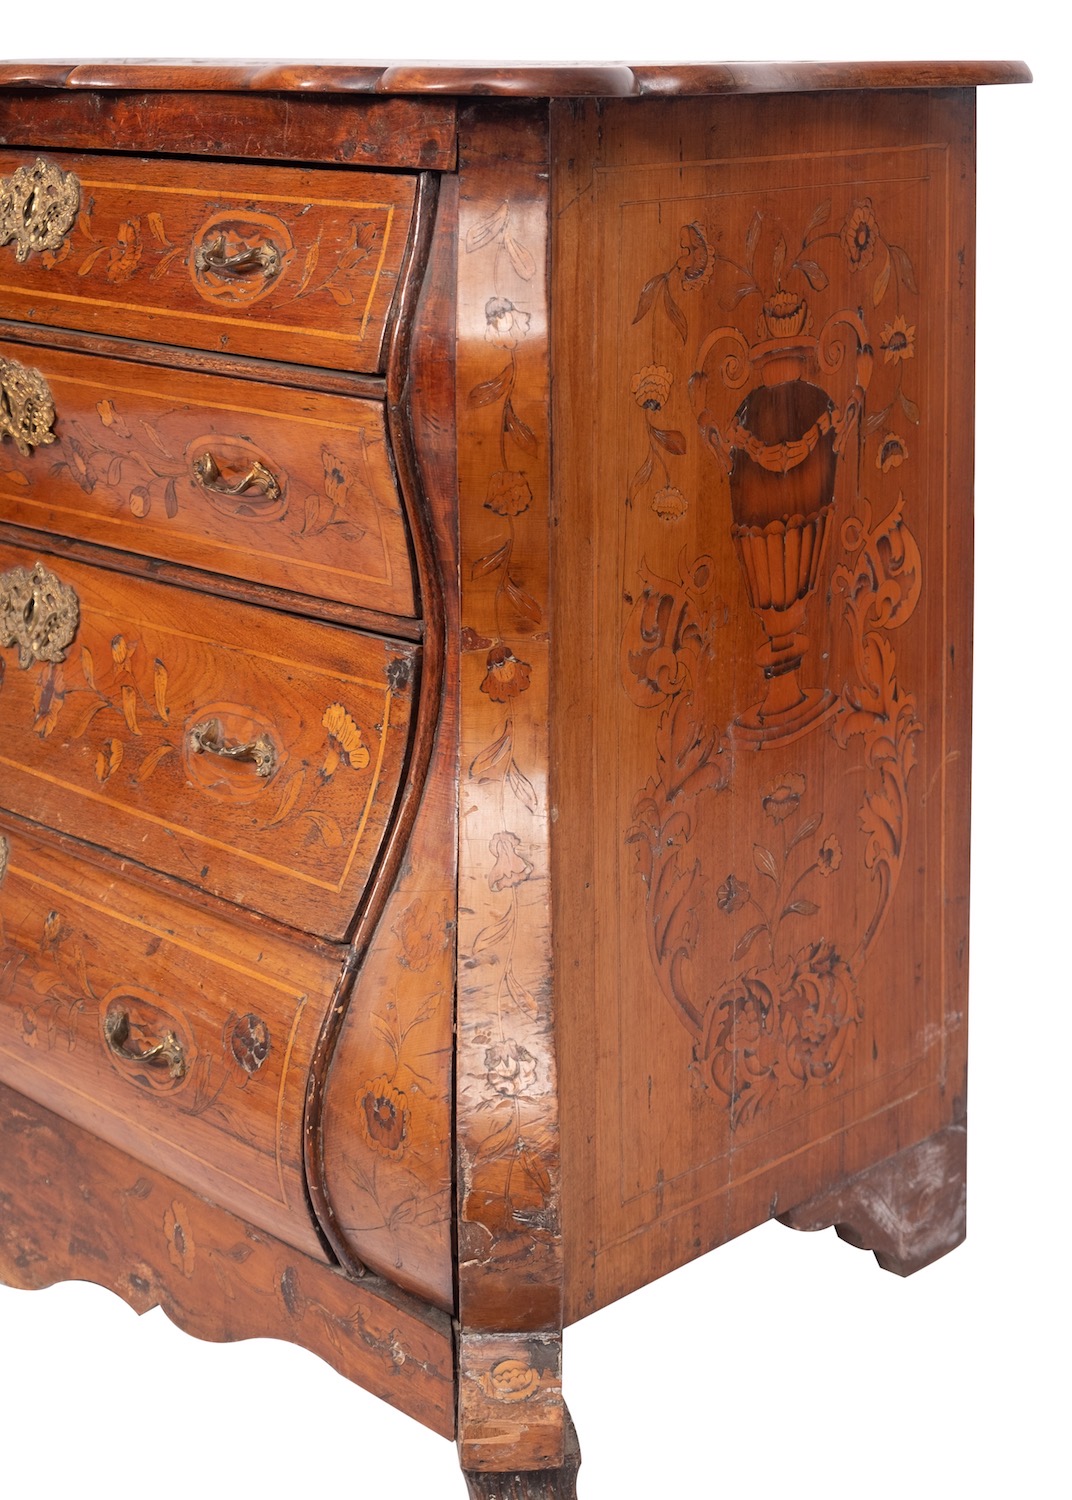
xmin=192 ymin=450 xmax=282 ymax=504
xmin=104 ymin=1008 xmax=187 ymax=1081
xmin=0 ymin=355 xmax=58 ymax=457
xmin=0 ymin=561 xmax=79 ymax=669
xmin=0 ymin=156 xmax=80 ymax=264
xmin=189 ymin=716 xmax=277 ymax=778
xmin=193 ymin=234 xmax=282 ymax=282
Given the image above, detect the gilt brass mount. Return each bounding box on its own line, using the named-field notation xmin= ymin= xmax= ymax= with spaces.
xmin=0 ymin=157 xmax=80 ymax=264
xmin=0 ymin=356 xmax=58 ymax=457
xmin=0 ymin=561 xmax=80 ymax=669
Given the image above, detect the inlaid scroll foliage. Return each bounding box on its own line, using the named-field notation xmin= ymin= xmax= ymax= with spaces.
xmin=621 ymin=194 xmax=924 ymax=1127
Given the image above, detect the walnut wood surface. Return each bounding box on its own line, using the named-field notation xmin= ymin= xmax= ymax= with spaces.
xmin=463 ymin=1400 xmax=581 ymax=1499
xmin=0 ymin=816 xmax=343 ymax=1255
xmin=0 ymin=90 xmax=457 ymax=170
xmin=778 ymin=1123 xmax=967 ymax=1275
xmin=453 ymin=104 xmax=564 ymax=1474
xmin=314 ymin=177 xmax=458 ymax=1312
xmin=0 ymin=60 xmax=1032 ymax=95
xmin=0 ymin=150 xmax=415 ymax=374
xmin=0 ymin=1078 xmax=455 ymax=1438
xmin=550 ymin=90 xmax=975 ymax=1321
xmin=0 ymin=338 xmax=417 ymax=615
xmin=0 ymin=542 xmax=416 ymax=938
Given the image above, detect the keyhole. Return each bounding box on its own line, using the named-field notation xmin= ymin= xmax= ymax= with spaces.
xmin=22 ymin=190 xmax=36 ymax=225
xmin=22 ymin=596 xmax=36 ymax=625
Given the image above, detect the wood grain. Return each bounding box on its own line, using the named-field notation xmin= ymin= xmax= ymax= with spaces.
xmin=0 ymin=150 xmax=415 ymax=374
xmin=0 ymin=816 xmax=343 ymax=1255
xmin=0 ymin=338 xmax=416 ymax=615
xmin=0 ymin=60 xmax=1032 ymax=95
xmin=313 ymin=177 xmax=459 ymax=1313
xmin=550 ymin=89 xmax=975 ymax=1321
xmin=0 ymin=89 xmax=457 ymax=170
xmin=0 ymin=1077 xmax=456 ymax=1438
xmin=0 ymin=541 xmax=416 ymax=939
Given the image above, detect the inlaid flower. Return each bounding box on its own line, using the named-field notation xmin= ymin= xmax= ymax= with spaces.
xmin=841 ymin=203 xmax=879 ymax=270
xmin=717 ymin=874 xmax=750 ymax=914
xmin=322 ymin=702 xmax=371 ymax=776
xmin=879 ymin=315 xmax=916 ymax=364
xmin=484 ymin=296 xmax=530 ymax=348
xmin=676 ymin=222 xmax=713 ymax=292
xmin=480 ymin=1358 xmax=542 ymax=1403
xmin=488 ymin=830 xmax=533 ymax=892
xmin=484 ymin=1040 xmax=537 ymax=1098
xmin=651 ymin=485 xmax=688 ymax=522
xmin=763 ymin=290 xmax=808 ymax=339
xmin=229 ymin=1013 xmax=271 ymax=1074
xmin=393 ymin=898 xmax=448 ymax=973
xmin=781 ymin=941 xmax=860 ymax=1084
xmin=106 ymin=219 xmax=142 ymax=284
xmin=323 ymin=450 xmax=355 ymax=505
xmin=358 ymin=1076 xmax=409 ymax=1158
xmin=631 ymin=364 xmax=673 ymax=412
xmin=877 ymin=432 xmax=908 ymax=471
xmin=163 ymin=1200 xmax=196 ymax=1277
xmin=761 ymin=772 xmax=806 ymax=824
xmin=816 ymin=835 xmax=843 ymax=876
xmin=485 ymin=469 xmax=533 ymax=517
xmin=479 ymin=645 xmax=532 ymax=702
xmin=701 ymin=969 xmax=784 ymax=1116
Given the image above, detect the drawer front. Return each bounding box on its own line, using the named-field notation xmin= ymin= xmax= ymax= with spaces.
xmin=0 ymin=821 xmax=342 ymax=1258
xmin=0 ymin=340 xmax=416 ymax=615
xmin=0 ymin=151 xmax=415 ymax=372
xmin=0 ymin=546 xmax=416 ymax=938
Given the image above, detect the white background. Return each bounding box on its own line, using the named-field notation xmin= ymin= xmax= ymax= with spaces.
xmin=0 ymin=7 xmax=1062 ymax=1498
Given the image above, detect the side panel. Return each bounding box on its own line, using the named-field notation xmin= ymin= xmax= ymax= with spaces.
xmin=551 ymin=91 xmax=975 ymax=1320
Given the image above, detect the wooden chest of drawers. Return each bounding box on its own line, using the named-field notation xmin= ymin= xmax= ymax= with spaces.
xmin=0 ymin=60 xmax=1029 ymax=1496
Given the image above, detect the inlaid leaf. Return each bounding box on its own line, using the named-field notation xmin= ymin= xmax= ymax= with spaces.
xmin=504 ymin=574 xmax=542 ymax=625
xmin=505 ymin=232 xmax=536 ymax=281
xmin=471 ymin=542 xmax=510 ymax=578
xmin=505 ymin=968 xmax=538 ymax=1019
xmin=465 ymin=200 xmax=509 ymax=253
xmin=725 ymin=281 xmax=758 ymax=310
xmin=300 ymin=810 xmax=344 ymax=847
xmin=633 ymin=272 xmax=664 ymax=324
xmin=163 ymin=478 xmax=178 ymax=519
xmin=139 ymin=421 xmax=171 ymax=457
xmin=147 ymin=212 xmax=167 ymax=246
xmin=472 ymin=908 xmax=513 ymax=954
xmin=469 ymin=722 xmax=513 ymax=782
xmin=296 ymin=238 xmax=321 ymax=296
xmin=773 ymin=235 xmax=788 ymax=283
xmin=135 ymin=744 xmax=173 ymax=783
xmin=628 ymin=451 xmax=655 ymax=504
xmin=899 ymin=390 xmax=920 ymax=425
xmin=264 ymin=768 xmax=306 ymax=829
xmin=805 ymin=199 xmax=831 ymax=235
xmin=651 ymin=427 xmax=686 ymax=456
xmin=77 ymin=247 xmax=107 ymax=276
xmin=732 ymin=924 xmax=767 ymax=963
xmin=120 ymin=684 xmax=140 ymax=736
xmin=505 ymin=760 xmax=539 ymax=814
xmin=787 ymin=812 xmax=822 ymax=851
xmin=328 ymin=284 xmax=354 ymax=306
xmin=0 ymin=468 xmax=28 ymax=487
xmin=81 ymin=646 xmax=96 ymax=690
xmin=890 ymin=243 xmax=918 ymax=294
xmin=153 ymin=659 xmax=169 ymax=721
xmin=504 ymin=401 xmax=537 ymax=453
xmin=795 ymin=258 xmax=829 ymax=292
xmin=96 ymin=738 xmax=123 ymax=783
xmin=662 ymin=280 xmax=688 ymax=343
xmin=753 ymin=844 xmax=778 ymax=880
xmin=745 ymin=211 xmax=763 ymax=270
xmin=782 ymin=899 xmax=820 ymax=918
xmin=469 ymin=365 xmax=512 ymax=408
xmin=70 ymin=699 xmax=105 ymax=739
xmin=872 ymin=246 xmax=891 ymax=306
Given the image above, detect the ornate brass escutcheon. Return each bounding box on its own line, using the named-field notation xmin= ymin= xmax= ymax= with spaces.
xmin=0 ymin=355 xmax=58 ymax=457
xmin=0 ymin=561 xmax=80 ymax=668
xmin=0 ymin=157 xmax=80 ymax=263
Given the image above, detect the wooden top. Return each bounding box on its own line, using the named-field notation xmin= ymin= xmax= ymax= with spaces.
xmin=0 ymin=60 xmax=1032 ymax=96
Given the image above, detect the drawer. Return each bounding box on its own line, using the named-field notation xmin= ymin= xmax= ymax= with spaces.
xmin=0 ymin=820 xmax=343 ymax=1258
xmin=0 ymin=340 xmax=416 ymax=615
xmin=0 ymin=151 xmax=416 ymax=373
xmin=0 ymin=545 xmax=416 ymax=938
